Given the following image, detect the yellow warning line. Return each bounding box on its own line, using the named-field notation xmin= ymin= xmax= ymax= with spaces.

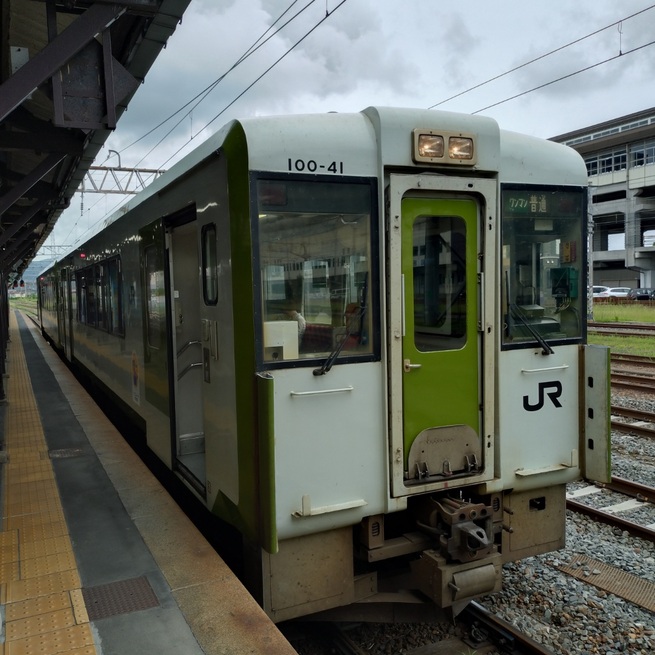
xmin=1 ymin=311 xmax=97 ymax=655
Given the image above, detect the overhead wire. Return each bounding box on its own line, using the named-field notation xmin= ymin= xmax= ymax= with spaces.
xmin=120 ymin=0 xmax=315 ymax=158
xmin=428 ymin=3 xmax=655 ymax=110
xmin=61 ymin=2 xmax=651 ymax=245
xmin=62 ymin=0 xmax=330 ymax=245
xmin=66 ymin=0 xmax=314 ymax=242
xmin=472 ymin=39 xmax=655 ymax=114
xmin=157 ymin=0 xmax=349 ymax=170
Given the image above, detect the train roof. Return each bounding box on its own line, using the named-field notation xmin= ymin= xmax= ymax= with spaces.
xmin=47 ymin=107 xmax=587 ymax=266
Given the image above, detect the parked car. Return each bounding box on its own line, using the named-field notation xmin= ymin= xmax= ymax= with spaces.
xmin=592 ymin=285 xmax=610 ymax=297
xmin=627 ymin=288 xmax=655 ymax=300
xmin=605 ymin=287 xmax=631 ymax=297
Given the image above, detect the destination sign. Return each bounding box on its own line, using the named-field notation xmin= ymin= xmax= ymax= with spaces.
xmin=501 ymin=188 xmax=584 ymax=219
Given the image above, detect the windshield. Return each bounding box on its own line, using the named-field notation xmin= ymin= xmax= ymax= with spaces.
xmin=254 ymin=176 xmax=377 ymax=367
xmin=501 ymin=185 xmax=586 ymax=349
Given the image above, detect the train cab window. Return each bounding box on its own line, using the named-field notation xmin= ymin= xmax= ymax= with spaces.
xmin=202 ymin=224 xmax=218 ymax=305
xmin=412 ymin=215 xmax=467 ymax=351
xmin=501 ymin=185 xmax=586 ymax=349
xmin=255 ymin=176 xmax=378 ymax=366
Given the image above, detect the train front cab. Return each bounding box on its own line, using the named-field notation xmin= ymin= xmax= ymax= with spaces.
xmin=384 ymin=170 xmax=501 ymax=614
xmin=70 ymin=109 xmax=611 ymax=623
xmin=246 ymin=112 xmax=610 ymax=622
xmin=383 ymin=165 xmax=610 ymax=615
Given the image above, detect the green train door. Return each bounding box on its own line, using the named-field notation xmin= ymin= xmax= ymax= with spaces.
xmin=401 ymin=196 xmax=482 ymax=486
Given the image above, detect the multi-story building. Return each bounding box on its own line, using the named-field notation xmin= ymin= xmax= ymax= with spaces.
xmin=552 ymin=107 xmax=655 ymax=289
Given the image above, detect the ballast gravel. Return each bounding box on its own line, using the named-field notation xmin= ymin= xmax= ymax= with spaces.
xmin=291 ymin=390 xmax=655 ymax=655
xmin=480 ymin=390 xmax=655 ymax=655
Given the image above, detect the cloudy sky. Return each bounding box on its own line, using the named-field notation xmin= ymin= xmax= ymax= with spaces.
xmin=40 ymin=0 xmax=655 ymax=254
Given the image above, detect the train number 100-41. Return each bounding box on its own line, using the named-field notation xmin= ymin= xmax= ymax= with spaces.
xmin=288 ymin=158 xmax=344 ymax=174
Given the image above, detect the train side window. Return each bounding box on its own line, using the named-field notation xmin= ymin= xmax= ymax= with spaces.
xmin=70 ymin=276 xmax=77 ymax=320
xmin=106 ymin=257 xmax=124 ymax=335
xmin=76 ymin=270 xmax=89 ymax=324
xmin=96 ymin=264 xmax=107 ymax=331
xmin=202 ymin=224 xmax=218 ymax=305
xmin=412 ymin=215 xmax=467 ymax=352
xmin=145 ymin=245 xmax=165 ymax=349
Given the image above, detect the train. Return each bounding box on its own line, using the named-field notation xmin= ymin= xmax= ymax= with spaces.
xmin=38 ymin=106 xmax=611 ymax=622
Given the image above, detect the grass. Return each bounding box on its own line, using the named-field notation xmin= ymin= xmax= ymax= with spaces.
xmin=587 ymin=333 xmax=655 ymax=357
xmin=590 ymin=301 xmax=655 ymax=324
xmin=9 ymin=295 xmax=37 ymax=310
xmin=589 ymin=301 xmax=655 ymax=356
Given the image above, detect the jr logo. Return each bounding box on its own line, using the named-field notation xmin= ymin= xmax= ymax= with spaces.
xmin=523 ymin=381 xmax=563 ymax=411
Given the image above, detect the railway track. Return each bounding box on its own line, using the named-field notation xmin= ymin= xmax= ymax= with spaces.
xmin=563 ymin=477 xmax=655 ymax=618
xmin=611 ymin=353 xmax=655 ymax=370
xmin=316 ymin=606 xmax=560 ymax=655
xmin=611 ymin=372 xmax=655 ymax=394
xmin=610 ymin=372 xmax=655 ymax=393
xmin=610 ymin=351 xmax=655 ymax=393
xmin=589 ymin=321 xmax=655 ymax=338
xmin=611 ymin=404 xmax=655 ymax=439
xmin=566 ymin=477 xmax=655 ymax=544
xmin=459 ymin=602 xmax=559 ymax=655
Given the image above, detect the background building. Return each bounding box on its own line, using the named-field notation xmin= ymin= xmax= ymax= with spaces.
xmin=553 ymin=107 xmax=655 ymax=289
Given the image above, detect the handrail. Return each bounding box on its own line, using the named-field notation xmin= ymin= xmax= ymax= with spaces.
xmin=520 ymin=365 xmax=569 ymax=373
xmin=178 ymin=361 xmax=203 ymax=380
xmin=290 ymin=386 xmax=354 ymax=397
xmin=177 ymin=339 xmax=201 ymax=357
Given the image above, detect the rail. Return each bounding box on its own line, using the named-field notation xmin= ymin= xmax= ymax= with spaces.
xmin=461 ymin=601 xmax=559 ymax=654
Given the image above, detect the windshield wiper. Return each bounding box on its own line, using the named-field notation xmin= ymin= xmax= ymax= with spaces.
xmin=508 ymin=303 xmax=554 ymax=356
xmin=313 ymin=306 xmax=366 ymax=376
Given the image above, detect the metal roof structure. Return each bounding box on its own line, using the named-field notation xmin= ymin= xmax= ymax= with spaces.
xmin=0 ymin=0 xmax=192 ymax=284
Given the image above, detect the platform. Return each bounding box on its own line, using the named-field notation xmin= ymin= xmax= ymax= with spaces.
xmin=0 ymin=310 xmax=297 ymax=655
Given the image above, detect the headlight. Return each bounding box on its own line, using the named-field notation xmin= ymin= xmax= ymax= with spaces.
xmin=412 ymin=129 xmax=477 ymax=166
xmin=448 ymin=136 xmax=474 ymax=160
xmin=417 ymin=133 xmax=444 ymax=159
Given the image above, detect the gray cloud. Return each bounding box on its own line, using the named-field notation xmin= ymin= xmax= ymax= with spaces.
xmin=44 ymin=0 xmax=655 ymax=246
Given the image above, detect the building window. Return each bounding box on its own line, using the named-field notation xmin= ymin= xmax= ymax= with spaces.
xmin=599 ymin=153 xmax=613 ymax=173
xmin=586 ymin=147 xmax=628 ymax=175
xmin=613 ymin=151 xmax=627 ymax=170
xmin=630 ymin=139 xmax=655 ymax=168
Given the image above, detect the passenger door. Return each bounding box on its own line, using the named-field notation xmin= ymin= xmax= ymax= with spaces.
xmin=57 ymin=267 xmax=69 ymax=358
xmin=401 ymin=196 xmax=481 ymax=482
xmin=388 ymin=175 xmax=496 ymax=497
xmin=165 ymin=213 xmax=206 ymax=493
xmin=195 ymin=160 xmax=239 ymax=507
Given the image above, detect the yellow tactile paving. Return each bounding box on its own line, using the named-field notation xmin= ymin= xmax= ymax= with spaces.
xmin=5 ymin=607 xmax=77 ymax=640
xmin=6 ymin=592 xmax=74 ymax=621
xmin=4 ymin=623 xmax=95 ymax=655
xmin=1 ymin=312 xmax=97 ymax=655
xmin=0 ymin=560 xmax=20 ymax=582
xmin=20 ymin=536 xmax=74 ymax=561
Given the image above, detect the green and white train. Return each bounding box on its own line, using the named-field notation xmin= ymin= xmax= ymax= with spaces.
xmin=39 ymin=107 xmax=610 ymax=622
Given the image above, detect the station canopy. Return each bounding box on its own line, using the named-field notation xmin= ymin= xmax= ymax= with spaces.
xmin=0 ymin=0 xmax=192 ymax=283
